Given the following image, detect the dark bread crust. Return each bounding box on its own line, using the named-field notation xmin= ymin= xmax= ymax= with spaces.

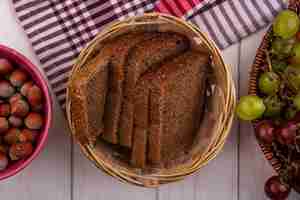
xmin=71 ymin=53 xmax=109 ymax=145
xmin=148 ymin=50 xmax=209 ymax=166
xmin=119 ymin=32 xmax=189 ymax=148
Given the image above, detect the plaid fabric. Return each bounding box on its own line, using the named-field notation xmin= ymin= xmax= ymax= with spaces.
xmin=12 ymin=0 xmax=286 ymax=108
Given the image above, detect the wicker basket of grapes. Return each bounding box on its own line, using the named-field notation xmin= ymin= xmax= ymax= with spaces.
xmin=237 ymin=0 xmax=300 ymax=199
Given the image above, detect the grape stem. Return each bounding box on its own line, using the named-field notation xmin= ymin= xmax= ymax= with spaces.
xmin=266 ymin=51 xmax=273 ymax=72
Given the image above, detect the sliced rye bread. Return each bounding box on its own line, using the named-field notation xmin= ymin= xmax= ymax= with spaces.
xmin=148 ymin=50 xmax=209 ymax=166
xmin=131 ymin=77 xmax=150 ymax=168
xmin=71 ymin=53 xmax=109 ymax=145
xmin=119 ymin=32 xmax=189 ymax=148
xmin=100 ymin=32 xmax=158 ymax=144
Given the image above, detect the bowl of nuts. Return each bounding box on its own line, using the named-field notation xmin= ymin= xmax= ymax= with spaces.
xmin=0 ymin=45 xmax=52 ymax=180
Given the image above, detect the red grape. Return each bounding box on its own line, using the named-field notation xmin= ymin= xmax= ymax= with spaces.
xmin=276 ymin=122 xmax=297 ymax=145
xmin=265 ymin=176 xmax=290 ymax=200
xmin=255 ymin=120 xmax=275 ymax=144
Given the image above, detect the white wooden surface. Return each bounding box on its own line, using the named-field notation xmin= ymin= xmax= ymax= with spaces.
xmin=0 ymin=1 xmax=298 ymax=199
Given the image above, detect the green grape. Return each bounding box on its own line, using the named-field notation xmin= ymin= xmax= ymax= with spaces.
xmin=285 ymin=66 xmax=300 ymax=91
xmin=285 ymin=107 xmax=297 ymax=119
xmin=291 ymin=42 xmax=300 ymax=65
xmin=271 ymin=37 xmax=296 ymax=58
xmin=294 ymin=93 xmax=300 ymax=110
xmin=236 ymin=95 xmax=266 ymax=121
xmin=271 ymin=59 xmax=288 ymax=72
xmin=273 ymin=10 xmax=300 ymax=39
xmin=263 ymin=95 xmax=283 ymax=117
xmin=258 ymin=72 xmax=280 ymax=95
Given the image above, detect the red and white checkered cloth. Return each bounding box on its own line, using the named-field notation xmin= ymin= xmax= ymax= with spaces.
xmin=12 ymin=0 xmax=286 ymax=108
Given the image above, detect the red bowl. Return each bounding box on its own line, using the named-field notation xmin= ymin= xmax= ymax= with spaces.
xmin=0 ymin=44 xmax=53 ymax=180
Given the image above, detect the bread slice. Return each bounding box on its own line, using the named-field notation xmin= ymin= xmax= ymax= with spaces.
xmin=100 ymin=32 xmax=158 ymax=144
xmin=131 ymin=77 xmax=150 ymax=168
xmin=71 ymin=53 xmax=109 ymax=145
xmin=119 ymin=32 xmax=189 ymax=148
xmin=148 ymin=50 xmax=209 ymax=166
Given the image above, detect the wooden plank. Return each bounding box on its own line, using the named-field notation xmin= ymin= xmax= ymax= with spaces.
xmin=72 ymin=145 xmax=156 ymax=200
xmin=238 ymin=28 xmax=272 ymax=200
xmin=0 ymin=2 xmax=72 ymax=200
xmin=158 ymin=43 xmax=239 ymax=200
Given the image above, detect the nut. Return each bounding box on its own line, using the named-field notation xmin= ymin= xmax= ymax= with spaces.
xmin=32 ymin=104 xmax=43 ymax=112
xmin=9 ymin=69 xmax=27 ymax=87
xmin=20 ymin=81 xmax=33 ymax=96
xmin=24 ymin=112 xmax=43 ymax=130
xmin=0 ymin=145 xmax=8 ymax=154
xmin=8 ymin=116 xmax=23 ymax=128
xmin=27 ymin=85 xmax=42 ymax=106
xmin=0 ymin=103 xmax=10 ymax=117
xmin=9 ymin=142 xmax=33 ymax=161
xmin=0 ymin=152 xmax=8 ymax=170
xmin=0 ymin=117 xmax=9 ymax=134
xmin=0 ymin=58 xmax=13 ymax=75
xmin=20 ymin=129 xmax=38 ymax=143
xmin=4 ymin=128 xmax=21 ymax=145
xmin=11 ymin=99 xmax=29 ymax=117
xmin=0 ymin=80 xmax=15 ymax=98
xmin=9 ymin=93 xmax=23 ymax=104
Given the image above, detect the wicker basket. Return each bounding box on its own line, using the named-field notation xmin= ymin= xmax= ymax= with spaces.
xmin=249 ymin=0 xmax=300 ymax=193
xmin=66 ymin=13 xmax=236 ymax=187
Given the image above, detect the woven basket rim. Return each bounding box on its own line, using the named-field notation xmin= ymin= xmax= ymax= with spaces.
xmin=66 ymin=12 xmax=236 ymax=187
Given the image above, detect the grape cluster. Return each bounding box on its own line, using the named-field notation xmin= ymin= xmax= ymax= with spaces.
xmin=236 ymin=10 xmax=300 ymax=200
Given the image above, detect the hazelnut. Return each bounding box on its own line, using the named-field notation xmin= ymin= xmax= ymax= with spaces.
xmin=0 ymin=58 xmax=13 ymax=75
xmin=27 ymin=85 xmax=42 ymax=106
xmin=25 ymin=112 xmax=43 ymax=130
xmin=9 ymin=93 xmax=23 ymax=104
xmin=11 ymin=99 xmax=29 ymax=117
xmin=19 ymin=129 xmax=38 ymax=143
xmin=0 ymin=103 xmax=10 ymax=117
xmin=0 ymin=145 xmax=8 ymax=154
xmin=0 ymin=80 xmax=15 ymax=98
xmin=9 ymin=142 xmax=33 ymax=160
xmin=9 ymin=69 xmax=27 ymax=87
xmin=0 ymin=117 xmax=9 ymax=134
xmin=8 ymin=116 xmax=23 ymax=128
xmin=0 ymin=152 xmax=8 ymax=170
xmin=4 ymin=128 xmax=21 ymax=145
xmin=32 ymin=104 xmax=43 ymax=112
xmin=20 ymin=81 xmax=33 ymax=96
